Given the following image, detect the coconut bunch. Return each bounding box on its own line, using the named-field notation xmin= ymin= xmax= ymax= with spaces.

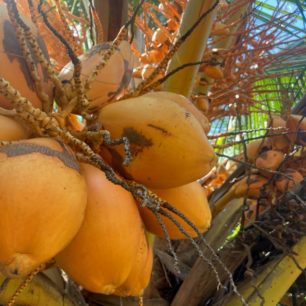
xmin=0 ymin=1 xmax=151 ymax=292
xmin=0 ymin=136 xmax=155 ymax=296
xmin=130 ymin=0 xmax=187 ymax=84
xmin=210 ymin=114 xmax=305 ymax=225
xmin=130 ymin=0 xmax=229 ymax=81
xmin=0 ymin=0 xmax=218 ymax=302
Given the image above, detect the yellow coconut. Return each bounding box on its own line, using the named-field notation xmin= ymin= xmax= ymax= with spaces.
xmin=0 ymin=138 xmax=87 ymax=277
xmin=0 ymin=4 xmax=53 ymax=111
xmin=98 ymin=92 xmax=217 ymax=188
xmin=56 ymin=163 xmax=145 ymax=294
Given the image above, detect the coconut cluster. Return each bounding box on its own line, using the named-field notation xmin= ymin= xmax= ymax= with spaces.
xmin=0 ymin=2 xmax=216 ymax=297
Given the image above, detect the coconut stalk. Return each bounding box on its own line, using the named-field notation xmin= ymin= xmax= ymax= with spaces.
xmin=169 ymin=200 xmax=245 ymax=306
xmin=162 ymin=0 xmax=218 ymax=97
xmin=197 ymin=0 xmax=251 ymax=94
xmin=223 ymin=236 xmax=306 ymax=306
xmin=213 ymin=0 xmax=250 ymax=50
xmin=172 ymin=198 xmax=243 ymax=272
xmin=171 ymin=238 xmax=248 ymax=306
xmin=0 ymin=272 xmax=78 ymax=306
xmin=205 ymin=198 xmax=243 ymax=247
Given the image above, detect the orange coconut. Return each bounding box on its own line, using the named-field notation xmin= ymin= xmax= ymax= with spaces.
xmin=167 ymin=19 xmax=178 ymax=32
xmin=255 ymin=150 xmax=285 ymax=173
xmin=275 ymin=169 xmax=304 ymax=192
xmin=211 ymin=22 xmax=230 ymax=36
xmin=234 ymin=175 xmax=270 ymax=198
xmin=140 ymin=65 xmax=164 ymax=86
xmin=268 ymin=116 xmax=291 ymax=152
xmin=58 ymin=41 xmax=134 ymax=112
xmin=194 ymin=95 xmax=210 ymax=114
xmin=143 ymin=49 xmax=164 ymax=63
xmin=0 ymin=4 xmax=53 ymax=111
xmin=56 ymin=163 xmax=146 ymax=294
xmin=114 ymin=232 xmax=153 ymax=297
xmin=0 ymin=115 xmax=30 ymax=140
xmin=245 ymin=138 xmax=271 ymax=162
xmin=146 ymin=91 xmax=210 ymax=133
xmin=152 ymin=28 xmax=168 ymax=45
xmin=201 ymin=65 xmax=224 ymax=79
xmin=0 ymin=138 xmax=87 ymax=277
xmin=212 ymin=175 xmax=271 ymax=216
xmin=98 ymin=92 xmax=217 ymax=188
xmin=286 ymin=114 xmax=306 ymax=145
xmin=139 ymin=182 xmax=212 ymax=239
